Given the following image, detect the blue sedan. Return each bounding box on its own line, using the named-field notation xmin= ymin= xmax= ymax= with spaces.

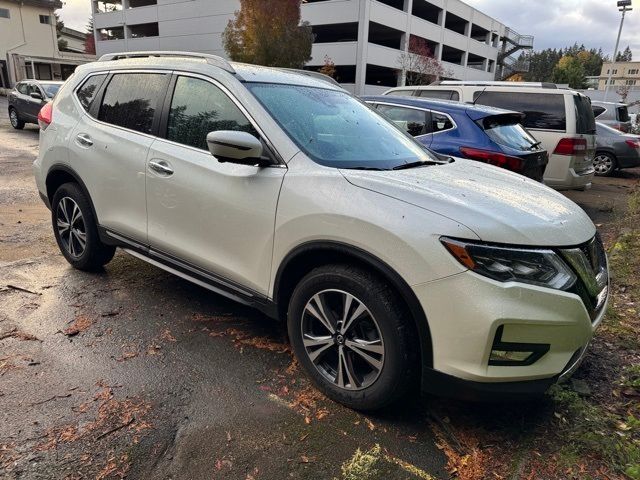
xmin=364 ymin=96 xmax=549 ymax=182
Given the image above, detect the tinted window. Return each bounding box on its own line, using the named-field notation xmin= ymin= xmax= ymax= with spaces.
xmin=167 ymin=76 xmax=258 ymax=150
xmin=474 ymin=92 xmax=567 ymax=131
xmin=76 ymin=74 xmax=107 ymax=112
xmin=592 ymin=105 xmax=606 ymax=118
xmin=617 ymin=105 xmax=630 ymax=122
xmin=99 ymin=73 xmax=167 ymax=134
xmin=377 ymin=105 xmax=428 ymax=136
xmin=573 ymin=95 xmax=596 ymax=135
xmin=419 ymin=90 xmax=460 ymax=101
xmin=17 ymin=83 xmax=28 ymax=95
xmin=481 ymin=117 xmax=540 ymax=151
xmin=431 ymin=112 xmax=455 ymax=133
xmin=27 ymin=84 xmax=41 ymax=97
xmin=247 ymin=83 xmax=437 ymax=170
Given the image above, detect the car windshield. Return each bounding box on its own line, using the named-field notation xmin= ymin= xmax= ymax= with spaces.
xmin=42 ymin=84 xmax=61 ymax=98
xmin=481 ymin=116 xmax=540 ymax=151
xmin=246 ymin=83 xmax=438 ymax=170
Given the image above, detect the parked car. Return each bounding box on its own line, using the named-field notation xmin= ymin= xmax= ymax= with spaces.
xmin=8 ymin=80 xmax=63 ymax=129
xmin=591 ymin=101 xmax=632 ymax=133
xmin=594 ymin=122 xmax=640 ymax=176
xmin=34 ymin=52 xmax=609 ymax=410
xmin=363 ymin=96 xmax=549 ymax=182
xmin=384 ymin=81 xmax=597 ymax=191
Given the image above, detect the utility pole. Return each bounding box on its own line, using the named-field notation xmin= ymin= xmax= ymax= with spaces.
xmin=604 ymin=0 xmax=632 ymax=102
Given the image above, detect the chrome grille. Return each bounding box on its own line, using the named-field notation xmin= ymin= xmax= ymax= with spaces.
xmin=561 ymin=235 xmax=609 ymax=320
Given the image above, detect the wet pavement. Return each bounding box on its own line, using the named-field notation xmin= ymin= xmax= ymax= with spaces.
xmin=1 ymin=93 xmax=638 ymax=479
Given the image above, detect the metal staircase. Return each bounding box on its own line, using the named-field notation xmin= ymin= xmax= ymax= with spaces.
xmin=496 ymin=28 xmax=534 ymax=80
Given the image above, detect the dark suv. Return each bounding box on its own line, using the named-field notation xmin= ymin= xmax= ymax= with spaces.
xmin=8 ymin=80 xmax=63 ymax=129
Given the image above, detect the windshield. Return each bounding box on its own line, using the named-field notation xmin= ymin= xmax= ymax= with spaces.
xmin=42 ymin=84 xmax=61 ymax=98
xmin=481 ymin=117 xmax=540 ymax=151
xmin=246 ymin=83 xmax=437 ymax=170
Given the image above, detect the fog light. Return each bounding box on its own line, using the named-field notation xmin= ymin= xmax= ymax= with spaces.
xmin=488 ymin=326 xmax=550 ymax=366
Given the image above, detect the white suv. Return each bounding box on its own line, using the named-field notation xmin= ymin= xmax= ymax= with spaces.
xmin=34 ymin=53 xmax=609 ymax=410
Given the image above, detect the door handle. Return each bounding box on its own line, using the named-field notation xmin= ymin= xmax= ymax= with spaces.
xmin=149 ymin=160 xmax=174 ymax=176
xmin=76 ymin=133 xmax=93 ymax=147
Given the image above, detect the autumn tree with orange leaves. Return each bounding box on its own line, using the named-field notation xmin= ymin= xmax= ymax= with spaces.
xmin=223 ymin=0 xmax=313 ymax=69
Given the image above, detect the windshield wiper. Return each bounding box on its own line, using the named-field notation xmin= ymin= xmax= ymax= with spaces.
xmin=529 ymin=141 xmax=542 ymax=150
xmin=348 ymin=166 xmax=386 ymax=171
xmin=392 ymin=160 xmax=438 ymax=171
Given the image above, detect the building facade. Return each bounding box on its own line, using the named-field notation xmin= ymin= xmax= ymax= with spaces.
xmin=598 ymin=61 xmax=640 ymax=91
xmin=0 ymin=0 xmax=94 ymax=88
xmin=92 ymin=0 xmax=532 ymax=95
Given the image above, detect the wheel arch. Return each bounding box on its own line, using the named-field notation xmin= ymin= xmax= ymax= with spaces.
xmin=46 ymin=164 xmax=99 ymax=225
xmin=273 ymin=241 xmax=434 ymax=374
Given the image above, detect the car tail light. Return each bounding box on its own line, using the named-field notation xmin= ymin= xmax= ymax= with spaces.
xmin=38 ymin=102 xmax=53 ymax=130
xmin=553 ymin=138 xmax=587 ymax=156
xmin=459 ymin=147 xmax=524 ymax=172
xmin=626 ymin=139 xmax=640 ymax=149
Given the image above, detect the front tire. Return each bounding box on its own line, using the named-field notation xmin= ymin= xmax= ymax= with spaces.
xmin=594 ymin=152 xmax=616 ymax=176
xmin=51 ymin=183 xmax=116 ymax=271
xmin=9 ymin=108 xmax=25 ymax=130
xmin=288 ymin=264 xmax=416 ymax=411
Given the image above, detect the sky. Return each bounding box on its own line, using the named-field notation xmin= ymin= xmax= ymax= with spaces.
xmin=59 ymin=0 xmax=640 ymax=59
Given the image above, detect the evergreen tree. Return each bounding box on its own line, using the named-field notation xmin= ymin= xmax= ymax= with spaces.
xmin=616 ymin=46 xmax=633 ymax=62
xmin=85 ymin=18 xmax=96 ymax=55
xmin=223 ymin=0 xmax=313 ymax=68
xmin=54 ymin=11 xmax=68 ymax=52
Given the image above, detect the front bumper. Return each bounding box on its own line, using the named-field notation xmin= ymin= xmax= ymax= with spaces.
xmin=413 ymin=268 xmax=607 ymax=396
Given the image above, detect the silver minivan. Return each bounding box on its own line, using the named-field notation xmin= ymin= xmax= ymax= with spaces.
xmin=384 ymin=82 xmax=597 ymax=190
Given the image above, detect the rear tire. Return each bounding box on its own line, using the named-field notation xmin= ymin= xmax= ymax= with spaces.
xmin=594 ymin=152 xmax=616 ymax=177
xmin=9 ymin=108 xmax=25 ymax=130
xmin=51 ymin=183 xmax=116 ymax=271
xmin=287 ymin=264 xmax=416 ymax=411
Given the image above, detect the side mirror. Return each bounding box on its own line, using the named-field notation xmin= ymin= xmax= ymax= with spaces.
xmin=30 ymin=92 xmax=43 ymax=100
xmin=206 ymin=131 xmax=266 ymax=166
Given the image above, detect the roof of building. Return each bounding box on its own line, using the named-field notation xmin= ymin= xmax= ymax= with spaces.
xmin=60 ymin=26 xmax=87 ymax=40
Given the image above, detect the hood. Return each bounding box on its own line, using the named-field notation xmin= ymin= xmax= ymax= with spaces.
xmin=341 ymin=159 xmax=595 ymax=246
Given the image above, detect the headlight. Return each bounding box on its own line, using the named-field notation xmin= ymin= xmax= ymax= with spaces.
xmin=441 ymin=238 xmax=577 ymax=291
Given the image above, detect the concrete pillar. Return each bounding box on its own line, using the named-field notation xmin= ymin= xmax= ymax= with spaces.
xmin=354 ymin=0 xmax=371 ymax=95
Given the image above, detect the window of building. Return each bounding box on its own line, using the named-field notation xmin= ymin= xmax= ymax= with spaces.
xmin=441 ymin=45 xmax=465 ymax=65
xmin=39 ymin=15 xmax=51 ymax=24
xmin=626 ymin=79 xmax=637 ymax=86
xmin=98 ymin=27 xmax=125 ymax=40
xmin=128 ymin=0 xmax=157 ymax=7
xmin=376 ymin=0 xmax=405 ymax=11
xmin=311 ymin=23 xmax=358 ymax=43
xmin=166 ymin=76 xmax=258 ymax=151
xmin=376 ymin=105 xmax=428 ymax=137
xmin=96 ymin=1 xmax=123 ymax=13
xmin=444 ymin=12 xmax=468 ymax=35
xmin=474 ymin=91 xmax=567 ymax=131
xmin=98 ymin=73 xmax=168 ymax=134
xmin=129 ymin=22 xmax=159 ymax=38
xmin=613 ymin=69 xmax=618 ymax=74
xmin=76 ymin=74 xmax=108 ymax=112
xmin=412 ymin=1 xmax=442 ymax=24
xmin=0 ymin=8 xmax=10 ymax=19
xmin=368 ymin=22 xmax=403 ymax=50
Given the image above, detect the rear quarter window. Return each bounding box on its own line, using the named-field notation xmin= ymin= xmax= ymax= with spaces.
xmin=617 ymin=106 xmax=630 ymax=122
xmin=473 ymin=91 xmax=566 ymax=131
xmin=76 ymin=74 xmax=107 ymax=112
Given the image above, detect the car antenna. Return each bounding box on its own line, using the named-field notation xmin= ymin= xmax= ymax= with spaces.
xmin=472 ymin=87 xmax=488 ymax=106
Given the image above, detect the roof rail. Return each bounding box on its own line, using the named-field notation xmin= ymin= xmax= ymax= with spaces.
xmin=280 ymin=68 xmax=341 ymax=87
xmin=97 ymin=51 xmax=236 ymax=74
xmin=433 ymin=80 xmax=557 ymax=89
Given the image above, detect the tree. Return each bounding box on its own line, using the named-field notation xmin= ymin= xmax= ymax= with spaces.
xmin=54 ymin=11 xmax=68 ymax=52
xmin=616 ymin=84 xmax=631 ymax=103
xmin=616 ymin=46 xmax=633 ymax=62
xmin=318 ymin=55 xmax=336 ymax=78
xmin=398 ymin=36 xmax=444 ymax=86
xmin=223 ymin=0 xmax=313 ymax=68
xmin=85 ymin=18 xmax=96 ymax=55
xmin=552 ymin=55 xmax=587 ymax=89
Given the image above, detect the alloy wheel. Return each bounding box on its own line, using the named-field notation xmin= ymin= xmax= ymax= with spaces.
xmin=301 ymin=289 xmax=385 ymax=391
xmin=56 ymin=197 xmax=87 ymax=258
xmin=594 ymin=154 xmax=614 ymax=175
xmin=9 ymin=110 xmax=18 ymax=128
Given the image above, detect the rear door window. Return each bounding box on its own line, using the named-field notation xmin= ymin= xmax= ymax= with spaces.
xmin=98 ymin=73 xmax=168 ymax=135
xmin=592 ymin=105 xmax=606 ymax=118
xmin=76 ymin=74 xmax=108 ymax=112
xmin=376 ymin=104 xmax=428 ymax=137
xmin=474 ymin=91 xmax=567 ymax=131
xmin=573 ymin=95 xmax=597 ymax=135
xmin=418 ymin=90 xmax=460 ymax=101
